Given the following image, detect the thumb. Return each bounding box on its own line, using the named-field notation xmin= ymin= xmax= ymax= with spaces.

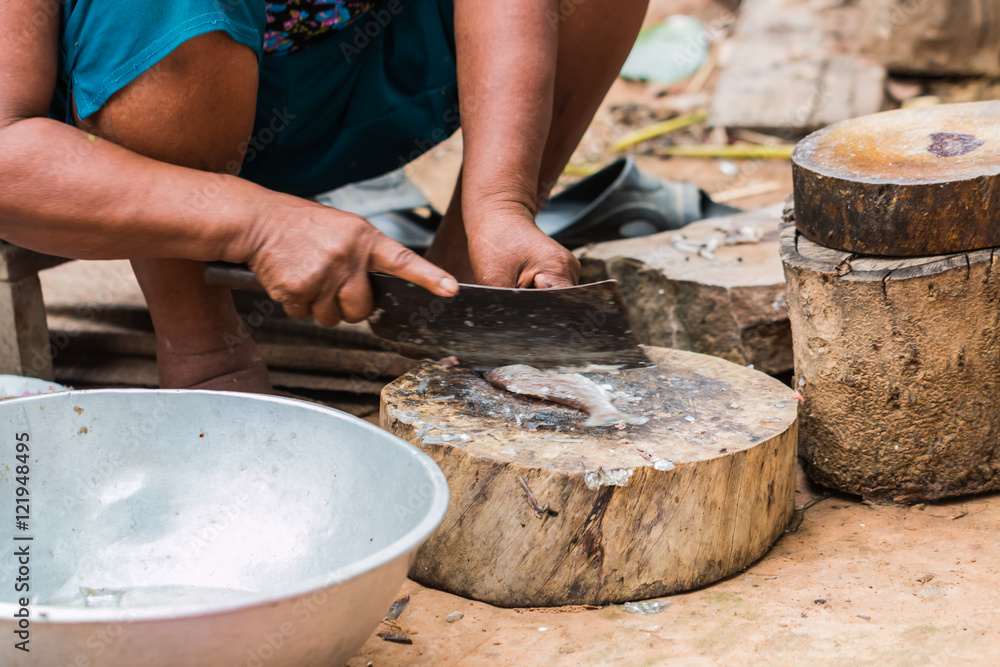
xmin=369 ymin=233 xmax=460 ymax=297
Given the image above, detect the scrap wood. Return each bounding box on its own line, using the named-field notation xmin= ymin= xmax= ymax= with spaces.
xmin=684 ymin=52 xmax=717 ymax=95
xmin=54 ymin=356 xmax=387 ymax=395
xmin=708 ymin=0 xmax=885 ymax=133
xmin=52 ymin=329 xmax=416 ymax=379
xmin=610 ymin=111 xmax=708 ymax=152
xmin=658 ymin=144 xmax=796 ymax=159
xmin=732 ymin=129 xmax=787 ymax=146
xmin=712 ymin=181 xmax=786 ymax=203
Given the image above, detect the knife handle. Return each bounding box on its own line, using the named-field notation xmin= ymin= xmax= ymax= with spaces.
xmin=204 ymin=262 xmax=266 ymax=293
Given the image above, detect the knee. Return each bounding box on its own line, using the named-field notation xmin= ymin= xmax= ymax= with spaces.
xmin=78 ymin=31 xmax=259 ymax=174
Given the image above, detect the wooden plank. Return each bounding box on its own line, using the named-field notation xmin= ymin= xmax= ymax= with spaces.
xmin=710 ymin=0 xmax=885 ymax=135
xmin=54 ymin=355 xmax=386 ymax=395
xmin=0 ymin=275 xmax=54 ymax=380
xmin=51 ymin=329 xmax=417 ymax=379
xmin=0 ymin=242 xmax=70 ymax=282
xmin=861 ymin=0 xmax=1000 ymax=76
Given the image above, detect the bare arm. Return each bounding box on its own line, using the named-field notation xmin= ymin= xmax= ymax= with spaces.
xmin=0 ymin=0 xmax=457 ymax=325
xmin=455 ymin=0 xmax=580 ymax=288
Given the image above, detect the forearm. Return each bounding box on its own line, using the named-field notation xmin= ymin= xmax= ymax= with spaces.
xmin=454 ymin=0 xmax=559 ymax=227
xmin=0 ymin=117 xmax=266 ymax=262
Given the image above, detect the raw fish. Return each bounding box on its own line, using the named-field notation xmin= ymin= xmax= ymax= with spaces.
xmin=484 ymin=365 xmax=648 ymax=427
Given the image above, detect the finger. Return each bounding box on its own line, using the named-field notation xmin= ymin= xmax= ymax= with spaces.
xmin=338 ymin=272 xmax=374 ymax=323
xmin=309 ymin=286 xmax=343 ymax=328
xmin=369 ymin=235 xmax=460 ymax=297
xmin=266 ymin=270 xmax=322 ymax=320
xmin=282 ymin=301 xmax=312 ymax=320
xmin=533 ymin=252 xmax=581 ymax=289
xmin=533 ymin=272 xmax=574 ymax=289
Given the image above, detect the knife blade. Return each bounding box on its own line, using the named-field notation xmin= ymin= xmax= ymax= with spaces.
xmin=204 ymin=263 xmax=650 ymax=370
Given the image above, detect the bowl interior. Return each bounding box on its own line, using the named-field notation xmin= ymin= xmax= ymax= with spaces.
xmin=0 ymin=390 xmax=446 ymax=617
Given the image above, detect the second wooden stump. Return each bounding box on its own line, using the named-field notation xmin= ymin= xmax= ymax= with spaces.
xmin=381 ymin=347 xmax=797 ymax=607
xmin=781 ymin=224 xmax=1000 ymax=502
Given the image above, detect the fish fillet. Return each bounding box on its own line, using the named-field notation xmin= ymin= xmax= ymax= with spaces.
xmin=484 ymin=364 xmax=648 ymax=427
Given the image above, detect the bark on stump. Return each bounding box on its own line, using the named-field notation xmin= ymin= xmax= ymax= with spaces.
xmin=576 ymin=205 xmax=792 ymax=375
xmin=380 ymin=346 xmax=798 ymax=607
xmin=793 ymin=101 xmax=1000 ymax=256
xmin=781 ymin=224 xmax=1000 ymax=503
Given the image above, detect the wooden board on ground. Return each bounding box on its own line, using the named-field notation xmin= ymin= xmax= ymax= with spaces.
xmin=380 ymin=346 xmax=798 ymax=607
xmin=793 ymin=101 xmax=1000 ymax=256
xmin=576 ymin=204 xmax=791 ymax=374
xmin=781 ymin=224 xmax=1000 ymax=502
xmin=54 ymin=355 xmax=387 ymax=395
xmin=861 ymin=0 xmax=1000 ymax=76
xmin=709 ymin=0 xmax=885 ymax=135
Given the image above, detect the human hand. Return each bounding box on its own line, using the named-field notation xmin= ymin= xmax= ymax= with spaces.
xmin=466 ymin=208 xmax=580 ymax=289
xmin=242 ymin=198 xmax=459 ymax=326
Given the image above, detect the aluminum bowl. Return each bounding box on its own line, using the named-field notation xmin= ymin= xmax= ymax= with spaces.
xmin=0 ymin=390 xmax=448 ymax=667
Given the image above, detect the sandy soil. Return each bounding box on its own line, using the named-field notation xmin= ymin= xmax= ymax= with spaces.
xmin=350 ymin=465 xmax=999 ymax=665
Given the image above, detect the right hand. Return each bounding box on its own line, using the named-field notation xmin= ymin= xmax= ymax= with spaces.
xmin=241 ymin=198 xmax=459 ymax=327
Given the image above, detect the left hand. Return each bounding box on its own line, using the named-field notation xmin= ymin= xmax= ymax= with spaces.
xmin=466 ymin=207 xmax=580 ymax=288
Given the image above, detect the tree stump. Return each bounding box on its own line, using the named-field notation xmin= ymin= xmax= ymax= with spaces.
xmin=792 ymin=101 xmax=1000 ymax=256
xmin=576 ymin=205 xmax=792 ymax=375
xmin=861 ymin=0 xmax=1000 ymax=76
xmin=781 ymin=224 xmax=1000 ymax=503
xmin=380 ymin=346 xmax=798 ymax=607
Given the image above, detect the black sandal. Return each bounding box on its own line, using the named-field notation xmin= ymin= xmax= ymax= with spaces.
xmin=539 ymin=157 xmax=740 ymax=249
xmin=315 ymin=158 xmax=739 ymax=251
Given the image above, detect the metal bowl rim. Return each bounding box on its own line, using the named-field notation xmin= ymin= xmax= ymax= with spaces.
xmin=0 ymin=389 xmax=450 ymax=623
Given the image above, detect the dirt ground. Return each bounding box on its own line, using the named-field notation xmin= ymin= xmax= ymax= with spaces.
xmin=350 ymin=465 xmax=999 ymax=665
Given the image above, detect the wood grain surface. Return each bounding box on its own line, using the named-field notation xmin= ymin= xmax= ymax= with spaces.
xmin=380 ymin=346 xmax=798 ymax=607
xmin=792 ymin=101 xmax=1000 ymax=256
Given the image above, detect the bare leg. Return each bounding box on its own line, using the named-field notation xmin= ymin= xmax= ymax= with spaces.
xmin=425 ymin=0 xmax=649 ymax=281
xmin=77 ymin=32 xmax=272 ymax=392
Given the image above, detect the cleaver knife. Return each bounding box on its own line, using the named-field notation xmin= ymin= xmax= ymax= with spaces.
xmin=204 ymin=262 xmax=650 ymax=370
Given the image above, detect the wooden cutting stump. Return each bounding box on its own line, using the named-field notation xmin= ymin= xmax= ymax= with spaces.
xmin=577 ymin=205 xmax=792 ymax=375
xmin=793 ymin=101 xmax=1000 ymax=256
xmin=380 ymin=346 xmax=798 ymax=607
xmin=781 ymin=224 xmax=1000 ymax=503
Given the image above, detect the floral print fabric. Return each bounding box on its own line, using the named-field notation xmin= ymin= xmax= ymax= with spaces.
xmin=264 ymin=1 xmax=377 ymax=55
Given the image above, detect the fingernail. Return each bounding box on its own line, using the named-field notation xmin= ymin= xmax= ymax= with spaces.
xmin=440 ymin=276 xmax=459 ymax=294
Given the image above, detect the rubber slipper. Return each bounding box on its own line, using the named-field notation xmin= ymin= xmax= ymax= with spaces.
xmin=314 ymin=169 xmax=440 ymax=251
xmin=315 ymin=159 xmax=739 ymax=252
xmin=539 ymin=156 xmax=741 ymax=249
